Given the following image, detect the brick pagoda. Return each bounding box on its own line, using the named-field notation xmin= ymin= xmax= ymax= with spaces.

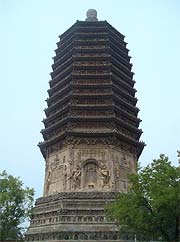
xmin=25 ymin=9 xmax=145 ymax=242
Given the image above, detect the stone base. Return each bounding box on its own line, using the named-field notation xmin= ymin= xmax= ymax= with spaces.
xmin=25 ymin=192 xmax=131 ymax=241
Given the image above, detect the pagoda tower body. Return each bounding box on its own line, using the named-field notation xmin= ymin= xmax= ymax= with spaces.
xmin=26 ymin=10 xmax=145 ymax=242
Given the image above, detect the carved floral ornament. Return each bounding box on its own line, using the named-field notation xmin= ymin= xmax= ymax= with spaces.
xmin=44 ymin=135 xmax=137 ymax=160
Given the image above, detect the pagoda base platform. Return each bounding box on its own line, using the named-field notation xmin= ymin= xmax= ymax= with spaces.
xmin=25 ymin=192 xmax=132 ymax=242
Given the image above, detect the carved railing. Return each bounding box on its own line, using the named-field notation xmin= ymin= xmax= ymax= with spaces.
xmin=30 ymin=214 xmax=110 ymax=227
xmin=75 ymin=38 xmax=108 ymax=42
xmin=73 ymin=79 xmax=111 ymax=85
xmin=74 ymin=88 xmax=111 ymax=94
xmin=72 ymin=98 xmax=111 ymax=105
xmin=76 ymin=31 xmax=107 ymax=36
xmin=73 ymin=70 xmax=109 ymax=75
xmin=73 ymin=53 xmax=110 ymax=58
xmin=75 ymin=45 xmax=107 ymax=49
xmin=72 ymin=92 xmax=112 ymax=96
xmin=73 ymin=61 xmax=110 ymax=66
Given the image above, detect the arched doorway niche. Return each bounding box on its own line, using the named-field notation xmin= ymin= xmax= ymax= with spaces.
xmin=82 ymin=159 xmax=99 ymax=190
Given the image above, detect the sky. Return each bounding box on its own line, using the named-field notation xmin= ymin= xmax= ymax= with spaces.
xmin=0 ymin=0 xmax=180 ymax=200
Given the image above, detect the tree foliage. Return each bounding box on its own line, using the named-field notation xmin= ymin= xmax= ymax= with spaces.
xmin=0 ymin=170 xmax=34 ymax=240
xmin=107 ymin=154 xmax=180 ymax=241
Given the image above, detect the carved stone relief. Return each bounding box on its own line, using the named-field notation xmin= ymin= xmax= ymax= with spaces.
xmin=69 ymin=165 xmax=81 ymax=190
xmin=44 ymin=135 xmax=137 ymax=158
xmin=75 ymin=148 xmax=108 ymax=161
xmin=100 ymin=164 xmax=111 ymax=188
xmin=44 ymin=149 xmax=73 ymax=195
xmin=44 ymin=143 xmax=136 ymax=195
xmin=45 ymin=168 xmax=52 ymax=195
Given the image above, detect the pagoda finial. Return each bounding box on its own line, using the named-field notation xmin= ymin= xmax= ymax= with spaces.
xmin=86 ymin=9 xmax=98 ymax=21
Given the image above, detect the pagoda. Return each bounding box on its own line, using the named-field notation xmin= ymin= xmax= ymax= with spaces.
xmin=25 ymin=9 xmax=145 ymax=242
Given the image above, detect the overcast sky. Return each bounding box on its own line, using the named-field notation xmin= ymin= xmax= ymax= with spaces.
xmin=0 ymin=0 xmax=180 ymax=199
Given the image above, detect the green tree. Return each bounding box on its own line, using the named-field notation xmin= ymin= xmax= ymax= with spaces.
xmin=0 ymin=170 xmax=34 ymax=240
xmin=107 ymin=154 xmax=180 ymax=241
